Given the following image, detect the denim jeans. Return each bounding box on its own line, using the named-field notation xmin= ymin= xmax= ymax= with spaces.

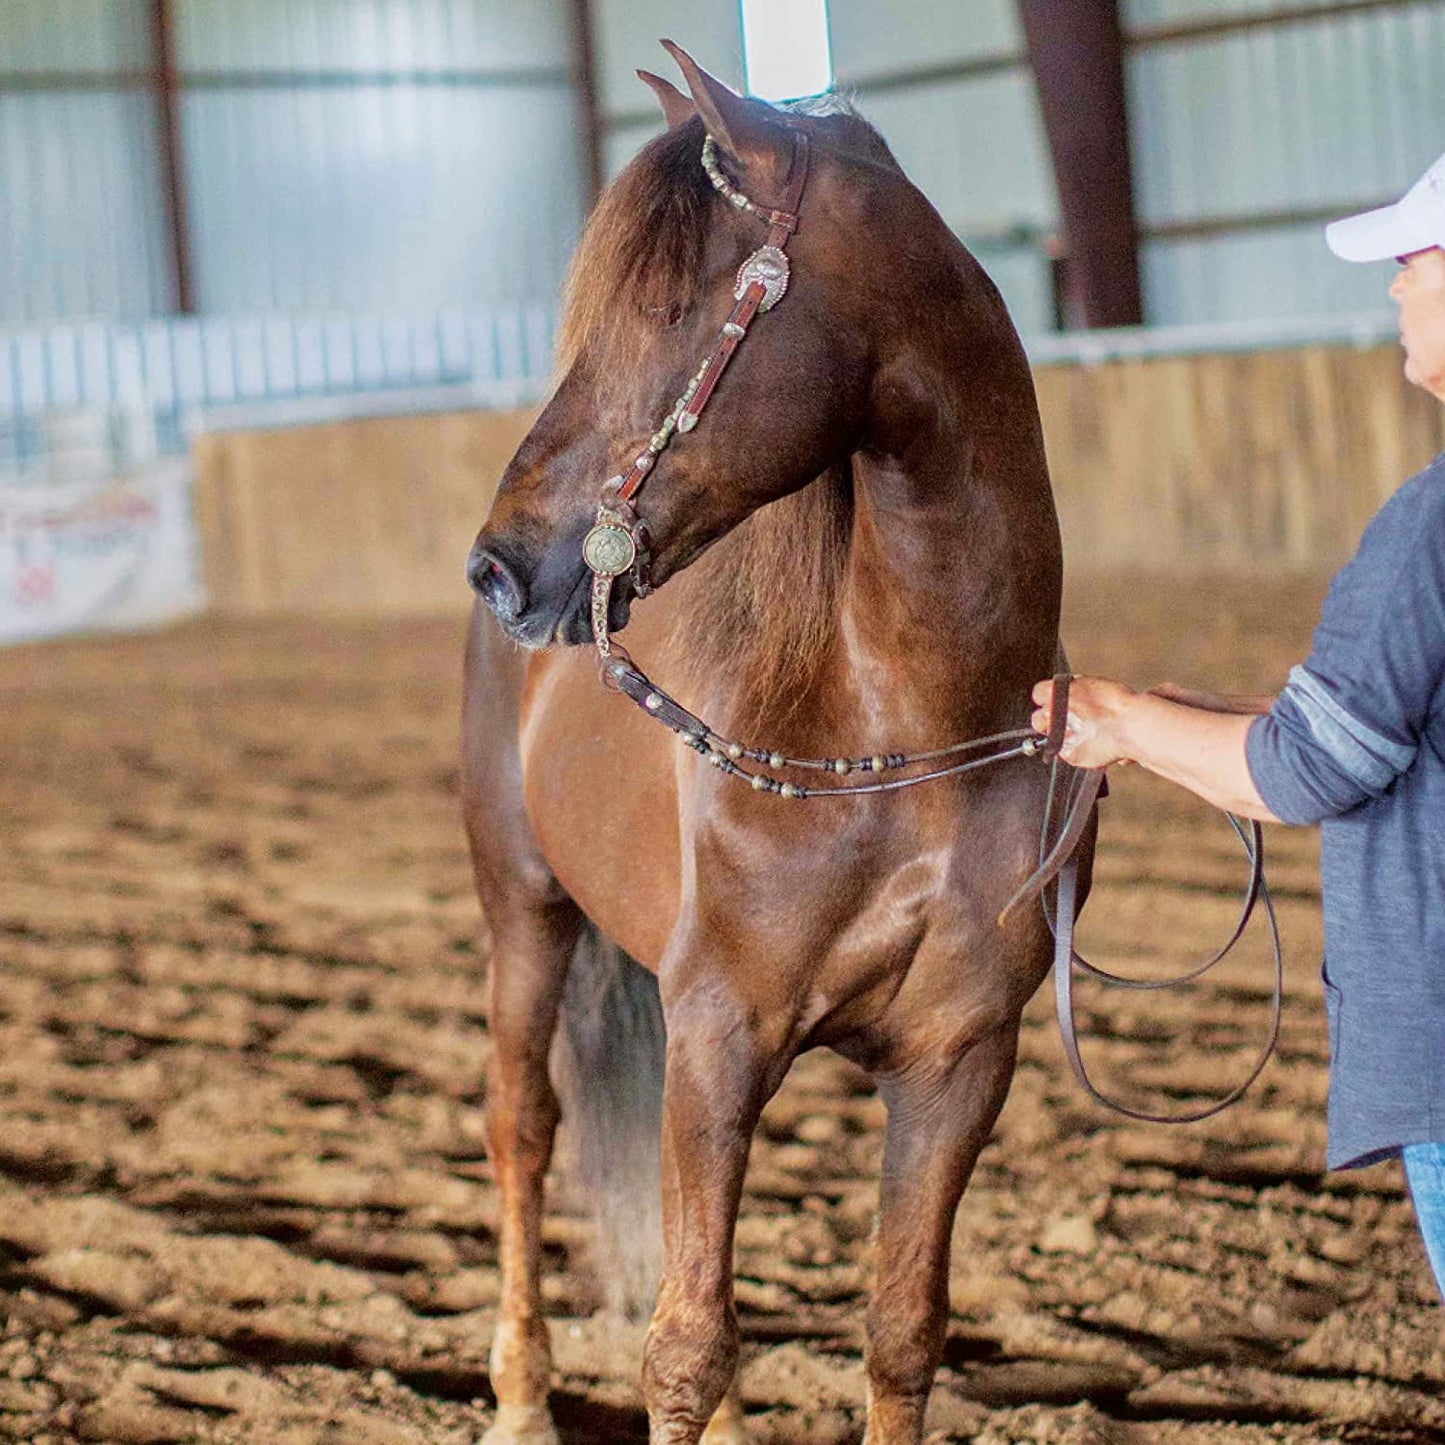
xmin=1402 ymin=1143 xmax=1445 ymax=1300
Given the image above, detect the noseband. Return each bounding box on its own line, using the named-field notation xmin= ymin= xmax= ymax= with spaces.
xmin=576 ymin=129 xmax=1282 ymax=1124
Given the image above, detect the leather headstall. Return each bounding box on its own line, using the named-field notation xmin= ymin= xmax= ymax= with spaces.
xmin=583 ymin=127 xmax=812 ymax=658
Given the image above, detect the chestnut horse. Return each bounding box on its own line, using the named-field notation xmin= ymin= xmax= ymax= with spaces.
xmin=463 ymin=43 xmax=1088 ymax=1445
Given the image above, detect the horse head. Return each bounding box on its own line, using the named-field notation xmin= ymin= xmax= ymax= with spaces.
xmin=468 ymin=43 xmax=908 ymax=648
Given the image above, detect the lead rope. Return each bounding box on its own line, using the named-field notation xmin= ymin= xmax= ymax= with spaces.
xmin=1019 ymin=678 xmax=1284 ymax=1124
xmin=1050 ymin=819 xmax=1283 ymax=1124
xmin=578 ymin=133 xmax=1283 ymax=1120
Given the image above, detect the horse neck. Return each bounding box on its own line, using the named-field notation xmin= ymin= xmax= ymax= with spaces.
xmin=838 ymin=331 xmax=1062 ymax=732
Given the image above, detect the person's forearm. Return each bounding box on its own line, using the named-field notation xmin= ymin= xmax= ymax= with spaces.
xmin=1116 ymin=694 xmax=1281 ymax=822
xmin=1147 ymin=684 xmax=1276 ymax=716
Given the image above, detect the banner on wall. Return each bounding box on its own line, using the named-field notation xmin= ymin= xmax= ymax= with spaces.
xmin=0 ymin=461 xmax=205 ymax=646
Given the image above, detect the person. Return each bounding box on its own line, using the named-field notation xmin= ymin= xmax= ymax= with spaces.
xmin=1032 ymin=149 xmax=1445 ymax=1296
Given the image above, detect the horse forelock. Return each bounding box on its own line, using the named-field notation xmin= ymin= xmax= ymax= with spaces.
xmin=555 ymin=118 xmax=715 ymax=379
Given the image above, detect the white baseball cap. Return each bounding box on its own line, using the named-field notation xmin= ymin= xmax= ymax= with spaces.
xmin=1326 ymin=150 xmax=1445 ymax=263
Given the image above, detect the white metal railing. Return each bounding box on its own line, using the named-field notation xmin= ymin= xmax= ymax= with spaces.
xmin=1023 ymin=309 xmax=1399 ymax=366
xmin=0 ymin=304 xmax=1405 ymax=479
xmin=0 ymin=305 xmax=558 ymax=479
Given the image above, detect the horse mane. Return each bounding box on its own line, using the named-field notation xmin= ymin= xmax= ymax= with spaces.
xmin=559 ymin=98 xmax=891 ymax=724
xmin=668 ymin=465 xmax=854 ymax=727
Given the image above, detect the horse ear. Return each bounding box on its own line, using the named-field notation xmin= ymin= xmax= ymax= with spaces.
xmin=637 ymin=69 xmax=695 ymax=129
xmin=660 ymin=39 xmax=784 ymax=165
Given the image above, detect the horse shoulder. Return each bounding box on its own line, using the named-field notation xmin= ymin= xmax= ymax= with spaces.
xmin=517 ymin=644 xmax=683 ymax=968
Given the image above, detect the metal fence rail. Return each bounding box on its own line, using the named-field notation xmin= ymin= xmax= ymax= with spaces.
xmin=1024 ymin=307 xmax=1399 ymax=365
xmin=1 ymin=300 xmax=1410 ymax=481
xmin=0 ymin=304 xmax=558 ymax=477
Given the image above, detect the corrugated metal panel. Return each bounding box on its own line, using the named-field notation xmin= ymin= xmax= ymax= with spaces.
xmin=172 ymin=1 xmax=583 ymax=314
xmin=0 ymin=0 xmax=167 ymax=325
xmin=0 ymin=92 xmax=170 ymax=323
xmin=1130 ymin=4 xmax=1445 ymax=224
xmin=1129 ymin=2 xmax=1445 ymax=326
xmin=858 ymin=74 xmax=1056 ymax=238
xmin=0 ymin=1 xmax=582 ymax=324
xmin=593 ymin=0 xmax=743 ymax=118
xmin=827 ymin=7 xmax=1053 ymax=337
xmin=174 ymin=0 xmax=570 ymax=75
xmin=1142 ymin=221 xmax=1399 ymax=324
xmin=604 ymin=119 xmax=665 ymax=182
xmin=830 ymin=0 xmax=1021 ymax=85
xmin=0 ymin=0 xmax=150 ymax=74
xmin=0 ymin=304 xmax=558 ymax=470
xmin=184 ymin=82 xmax=581 ymax=312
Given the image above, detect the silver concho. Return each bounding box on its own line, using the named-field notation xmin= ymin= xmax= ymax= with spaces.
xmin=582 ymin=522 xmax=637 ymax=578
xmin=734 ymin=245 xmax=790 ymax=313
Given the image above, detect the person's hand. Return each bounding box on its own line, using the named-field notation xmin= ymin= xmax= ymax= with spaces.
xmin=1030 ymin=676 xmax=1137 ymax=769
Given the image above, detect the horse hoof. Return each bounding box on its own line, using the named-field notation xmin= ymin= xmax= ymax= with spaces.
xmin=700 ymin=1403 xmax=750 ymax=1443
xmin=480 ymin=1403 xmax=560 ymax=1445
xmin=700 ymin=1421 xmax=749 ymax=1444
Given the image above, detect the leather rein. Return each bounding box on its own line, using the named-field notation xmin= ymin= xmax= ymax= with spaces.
xmin=578 ymin=128 xmax=1283 ymax=1125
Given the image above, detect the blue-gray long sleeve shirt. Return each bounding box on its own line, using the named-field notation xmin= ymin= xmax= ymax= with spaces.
xmin=1246 ymin=453 xmax=1445 ymax=1170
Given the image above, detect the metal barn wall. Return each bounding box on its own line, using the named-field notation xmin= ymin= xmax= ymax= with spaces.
xmin=1127 ymin=0 xmax=1431 ymax=24
xmin=0 ymin=1 xmax=171 ymax=324
xmin=1126 ymin=0 xmax=1445 ymax=324
xmin=0 ymin=0 xmax=586 ymax=325
xmin=175 ymin=0 xmax=583 ymax=314
xmin=8 ymin=1 xmax=1445 ymax=338
xmin=832 ymin=0 xmax=1056 ymax=338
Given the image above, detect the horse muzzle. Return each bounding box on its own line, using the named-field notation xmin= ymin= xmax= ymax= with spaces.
xmin=468 ymin=536 xmax=634 ymax=649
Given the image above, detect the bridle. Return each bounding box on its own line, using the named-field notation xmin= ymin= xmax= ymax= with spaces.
xmin=581 ymin=128 xmax=813 ymax=649
xmin=577 ymin=126 xmax=1282 ymax=1124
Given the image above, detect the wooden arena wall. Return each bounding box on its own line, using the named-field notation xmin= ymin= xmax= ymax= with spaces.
xmin=1035 ymin=344 xmax=1445 ymax=572
xmin=192 ymin=344 xmax=1445 ymax=615
xmin=192 ymin=408 xmax=537 ymax=616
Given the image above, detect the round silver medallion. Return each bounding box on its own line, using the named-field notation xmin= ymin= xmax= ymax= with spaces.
xmin=583 ymin=522 xmax=637 ymax=578
xmin=734 ymin=245 xmax=791 ymax=312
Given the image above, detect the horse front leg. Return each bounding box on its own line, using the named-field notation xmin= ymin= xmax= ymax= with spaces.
xmin=481 ymin=901 xmax=583 ymax=1445
xmin=863 ymin=1024 xmax=1020 ymax=1445
xmin=642 ymin=986 xmax=791 ymax=1445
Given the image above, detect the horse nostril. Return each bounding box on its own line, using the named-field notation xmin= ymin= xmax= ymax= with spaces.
xmin=468 ymin=546 xmax=527 ymax=620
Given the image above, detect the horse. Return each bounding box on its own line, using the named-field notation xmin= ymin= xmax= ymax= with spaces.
xmin=461 ymin=42 xmax=1091 ymax=1445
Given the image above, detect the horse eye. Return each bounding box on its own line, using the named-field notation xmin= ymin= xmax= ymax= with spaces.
xmin=662 ymin=302 xmax=684 ymax=328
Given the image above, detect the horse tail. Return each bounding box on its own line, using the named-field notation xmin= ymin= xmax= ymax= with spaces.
xmin=553 ymin=923 xmax=665 ymax=1320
